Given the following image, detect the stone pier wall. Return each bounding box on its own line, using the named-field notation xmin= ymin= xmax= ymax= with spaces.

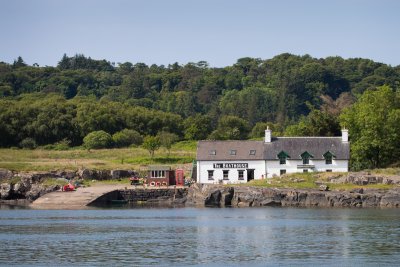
xmin=88 ymin=188 xmax=188 ymax=206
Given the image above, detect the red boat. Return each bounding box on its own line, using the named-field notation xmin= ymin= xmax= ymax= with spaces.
xmin=62 ymin=183 xmax=75 ymax=191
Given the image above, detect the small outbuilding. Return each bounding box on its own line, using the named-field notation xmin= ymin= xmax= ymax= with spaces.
xmin=147 ymin=165 xmax=174 ymax=186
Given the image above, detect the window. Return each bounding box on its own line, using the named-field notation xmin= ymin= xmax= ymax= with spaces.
xmin=280 ymin=169 xmax=286 ymax=175
xmin=323 ymin=151 xmax=335 ymax=165
xmin=209 ymin=150 xmax=216 ymax=155
xmin=277 ymin=151 xmax=289 ymax=165
xmin=230 ymin=150 xmax=237 ymax=155
xmin=325 ymin=157 xmax=332 ymax=165
xmin=303 ymin=169 xmax=308 ymax=173
xmin=238 ymin=170 xmax=244 ymax=180
xmin=326 ymin=169 xmax=332 ymax=172
xmin=249 ymin=150 xmax=256 ymax=155
xmin=301 ymin=151 xmax=313 ymax=165
xmin=223 ymin=170 xmax=229 ymax=180
xmin=208 ymin=170 xmax=214 ymax=180
xmin=151 ymin=170 xmax=165 ymax=178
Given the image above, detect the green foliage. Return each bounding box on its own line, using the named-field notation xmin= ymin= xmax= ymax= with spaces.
xmin=19 ymin=138 xmax=37 ymax=149
xmin=285 ymin=109 xmax=340 ymax=136
xmin=112 ymin=129 xmax=143 ymax=147
xmin=1 ymin=52 xmax=400 ymax=174
xmin=340 ymin=85 xmax=400 ymax=170
xmin=142 ymin=136 xmax=161 ymax=158
xmin=250 ymin=122 xmax=283 ymax=138
xmin=83 ymin=130 xmax=113 ymax=150
xmin=172 ymin=140 xmax=198 ymax=151
xmin=157 ymin=131 xmax=179 ymax=155
xmin=208 ymin=115 xmax=250 ymax=140
xmin=183 ymin=114 xmax=213 ymax=140
xmin=219 ymin=87 xmax=276 ymax=125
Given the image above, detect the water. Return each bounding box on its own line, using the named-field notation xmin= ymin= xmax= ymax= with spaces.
xmin=0 ymin=206 xmax=400 ymax=266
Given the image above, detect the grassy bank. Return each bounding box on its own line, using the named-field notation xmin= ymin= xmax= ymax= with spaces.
xmin=0 ymin=141 xmax=197 ymax=172
xmin=244 ymin=172 xmax=399 ymax=190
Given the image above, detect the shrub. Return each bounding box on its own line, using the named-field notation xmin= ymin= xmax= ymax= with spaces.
xmin=83 ymin=131 xmax=112 ymax=150
xmin=19 ymin=138 xmax=37 ymax=149
xmin=112 ymin=129 xmax=143 ymax=147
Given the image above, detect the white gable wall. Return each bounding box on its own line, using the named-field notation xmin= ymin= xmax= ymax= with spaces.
xmin=197 ymin=160 xmax=266 ymax=184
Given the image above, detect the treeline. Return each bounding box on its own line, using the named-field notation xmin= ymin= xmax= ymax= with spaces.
xmin=1 ymin=54 xmax=400 ymax=169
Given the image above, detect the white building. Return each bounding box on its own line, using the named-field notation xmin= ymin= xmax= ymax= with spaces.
xmin=196 ymin=128 xmax=350 ymax=184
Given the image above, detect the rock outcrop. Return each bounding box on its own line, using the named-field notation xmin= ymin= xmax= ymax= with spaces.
xmin=323 ymin=172 xmax=400 ymax=185
xmin=0 ymin=168 xmax=138 ymax=201
xmin=187 ymin=184 xmax=400 ymax=208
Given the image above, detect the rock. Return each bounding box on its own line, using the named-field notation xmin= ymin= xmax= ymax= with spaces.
xmin=25 ymin=184 xmax=59 ymax=201
xmin=319 ymin=184 xmax=329 ymax=191
xmin=350 ymin=188 xmax=364 ymax=194
xmin=78 ymin=169 xmax=94 ymax=179
xmin=187 ymin=185 xmax=400 ymax=208
xmin=111 ymin=170 xmax=132 ymax=179
xmin=380 ymin=189 xmax=400 ymax=208
xmin=0 ymin=169 xmax=13 ymax=180
xmin=0 ymin=183 xmax=11 ymax=199
xmin=78 ymin=169 xmax=112 ymax=180
xmin=56 ymin=171 xmax=76 ymax=180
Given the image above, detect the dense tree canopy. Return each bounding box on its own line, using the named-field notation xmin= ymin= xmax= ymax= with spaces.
xmin=1 ymin=53 xmax=400 ymax=169
xmin=340 ymin=86 xmax=400 ymax=170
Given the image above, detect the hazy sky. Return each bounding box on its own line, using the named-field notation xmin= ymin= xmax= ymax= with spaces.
xmin=1 ymin=0 xmax=399 ymax=67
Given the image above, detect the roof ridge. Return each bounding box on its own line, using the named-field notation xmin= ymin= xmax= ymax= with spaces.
xmin=276 ymin=136 xmax=341 ymax=138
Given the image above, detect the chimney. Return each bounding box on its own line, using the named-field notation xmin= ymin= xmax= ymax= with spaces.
xmin=265 ymin=126 xmax=272 ymax=143
xmin=341 ymin=128 xmax=349 ymax=143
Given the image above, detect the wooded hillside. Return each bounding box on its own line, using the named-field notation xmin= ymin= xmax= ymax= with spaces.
xmin=1 ymin=53 xmax=400 ymax=169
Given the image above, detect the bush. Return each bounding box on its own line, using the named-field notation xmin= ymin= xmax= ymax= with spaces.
xmin=19 ymin=138 xmax=37 ymax=149
xmin=112 ymin=129 xmax=143 ymax=147
xmin=83 ymin=131 xmax=112 ymax=150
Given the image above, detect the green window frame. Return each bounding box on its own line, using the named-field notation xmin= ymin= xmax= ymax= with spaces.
xmin=277 ymin=151 xmax=290 ymax=165
xmin=323 ymin=151 xmax=335 ymax=165
xmin=301 ymin=151 xmax=314 ymax=165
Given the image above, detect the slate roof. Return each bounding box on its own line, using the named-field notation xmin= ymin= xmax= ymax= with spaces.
xmin=197 ymin=137 xmax=350 ymax=161
xmin=264 ymin=137 xmax=350 ymax=160
xmin=148 ymin=165 xmax=171 ymax=171
xmin=197 ymin=140 xmax=265 ymax=161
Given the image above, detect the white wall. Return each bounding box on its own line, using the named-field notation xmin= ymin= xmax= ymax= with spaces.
xmin=266 ymin=159 xmax=348 ymax=178
xmin=197 ymin=160 xmax=266 ymax=184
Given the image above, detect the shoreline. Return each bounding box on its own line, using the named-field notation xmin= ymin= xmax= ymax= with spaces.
xmin=2 ymin=184 xmax=400 ymax=210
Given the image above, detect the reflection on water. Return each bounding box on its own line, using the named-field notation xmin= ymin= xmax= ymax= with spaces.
xmin=0 ymin=207 xmax=399 ymax=266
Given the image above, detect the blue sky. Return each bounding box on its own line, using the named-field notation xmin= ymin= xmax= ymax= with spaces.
xmin=1 ymin=0 xmax=399 ymax=67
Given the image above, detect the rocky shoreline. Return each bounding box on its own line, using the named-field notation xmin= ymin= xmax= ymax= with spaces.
xmin=1 ymin=168 xmax=400 ymax=208
xmin=186 ymin=184 xmax=400 ymax=208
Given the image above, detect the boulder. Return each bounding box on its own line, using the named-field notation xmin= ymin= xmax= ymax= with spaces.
xmin=0 ymin=169 xmax=13 ymax=180
xmin=25 ymin=184 xmax=60 ymax=201
xmin=319 ymin=184 xmax=329 ymax=191
xmin=0 ymin=183 xmax=11 ymax=199
xmin=111 ymin=170 xmax=132 ymax=179
xmin=78 ymin=169 xmax=94 ymax=179
xmin=380 ymin=189 xmax=400 ymax=208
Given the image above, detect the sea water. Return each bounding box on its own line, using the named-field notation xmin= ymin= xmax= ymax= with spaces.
xmin=0 ymin=206 xmax=399 ymax=266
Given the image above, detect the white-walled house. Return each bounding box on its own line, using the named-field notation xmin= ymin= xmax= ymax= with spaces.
xmin=196 ymin=128 xmax=350 ymax=184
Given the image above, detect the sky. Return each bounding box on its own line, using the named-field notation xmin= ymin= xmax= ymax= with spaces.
xmin=1 ymin=0 xmax=399 ymax=67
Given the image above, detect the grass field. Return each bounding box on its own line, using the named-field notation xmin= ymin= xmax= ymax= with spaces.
xmin=0 ymin=141 xmax=197 ymax=172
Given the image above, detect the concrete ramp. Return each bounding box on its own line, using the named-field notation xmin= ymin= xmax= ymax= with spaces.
xmin=30 ymin=184 xmax=126 ymax=209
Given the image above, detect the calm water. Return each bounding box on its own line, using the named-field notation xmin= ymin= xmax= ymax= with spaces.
xmin=0 ymin=206 xmax=399 ymax=266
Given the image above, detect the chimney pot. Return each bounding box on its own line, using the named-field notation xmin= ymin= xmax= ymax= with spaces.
xmin=342 ymin=128 xmax=349 ymax=143
xmin=265 ymin=127 xmax=272 ymax=143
